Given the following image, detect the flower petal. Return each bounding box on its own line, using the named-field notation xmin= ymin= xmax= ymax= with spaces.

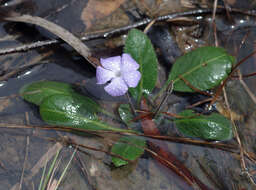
xmin=96 ymin=66 xmax=115 ymax=84
xmin=122 ymin=70 xmax=141 ymax=88
xmin=121 ymin=53 xmax=139 ymax=71
xmin=104 ymin=77 xmax=128 ymax=96
xmin=100 ymin=56 xmax=121 ymax=72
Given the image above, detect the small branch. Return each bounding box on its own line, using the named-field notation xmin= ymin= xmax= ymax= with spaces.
xmin=19 ymin=136 xmax=29 ymax=190
xmin=222 ymin=85 xmax=256 ymax=187
xmin=153 ymin=80 xmax=173 ymax=118
xmin=143 ymin=19 xmax=156 ymax=34
xmin=2 ymin=14 xmax=96 ymax=67
xmin=126 ymin=92 xmax=136 ymax=116
xmin=209 ymin=50 xmax=256 ymax=107
xmin=232 ymin=72 xmax=256 ymax=78
xmin=1 ymin=8 xmax=256 ymax=56
xmin=186 ymin=97 xmax=213 ymax=109
xmin=237 ymin=70 xmax=256 ymax=104
xmin=212 ymin=0 xmax=219 ymax=47
xmin=0 ymin=122 xmax=238 ymax=153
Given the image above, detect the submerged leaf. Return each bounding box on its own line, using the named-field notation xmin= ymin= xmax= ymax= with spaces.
xmin=167 ymin=46 xmax=234 ymax=92
xmin=174 ymin=110 xmax=233 ymax=140
xmin=40 ymin=94 xmax=131 ymax=133
xmin=124 ymin=29 xmax=158 ymax=102
xmin=20 ymin=81 xmax=75 ymax=105
xmin=111 ymin=136 xmax=146 ymax=167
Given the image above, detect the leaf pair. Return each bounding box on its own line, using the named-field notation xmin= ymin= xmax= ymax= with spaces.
xmin=125 ymin=29 xmax=234 ymax=141
xmin=20 ymin=81 xmax=144 ymax=167
xmin=21 ymin=81 xmax=134 ymax=133
xmin=125 ymin=29 xmax=234 ymax=100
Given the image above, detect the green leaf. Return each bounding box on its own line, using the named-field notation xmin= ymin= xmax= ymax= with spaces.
xmin=174 ymin=110 xmax=233 ymax=140
xmin=111 ymin=136 xmax=146 ymax=167
xmin=20 ymin=81 xmax=75 ymax=105
xmin=124 ymin=29 xmax=158 ymax=103
xmin=118 ymin=104 xmax=133 ymax=125
xmin=167 ymin=46 xmax=234 ymax=92
xmin=40 ymin=94 xmax=132 ymax=133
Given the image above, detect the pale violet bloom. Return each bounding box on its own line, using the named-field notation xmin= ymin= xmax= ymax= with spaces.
xmin=96 ymin=53 xmax=141 ymax=96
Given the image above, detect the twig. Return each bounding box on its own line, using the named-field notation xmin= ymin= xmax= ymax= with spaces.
xmin=126 ymin=92 xmax=136 ymax=116
xmin=1 ymin=8 xmax=256 ymax=56
xmin=143 ymin=19 xmax=156 ymax=34
xmin=10 ymin=143 xmax=62 ymax=190
xmin=0 ymin=122 xmax=238 ymax=153
xmin=212 ymin=0 xmax=219 ymax=47
xmin=232 ymin=72 xmax=256 ymax=78
xmin=0 ymin=51 xmax=52 ymax=81
xmin=186 ymin=97 xmax=213 ymax=109
xmin=222 ymin=85 xmax=256 ymax=187
xmin=75 ymin=152 xmax=96 ymax=190
xmin=54 ymin=148 xmax=77 ymax=190
xmin=196 ymin=159 xmax=225 ymax=190
xmin=209 ymin=50 xmax=256 ymax=107
xmin=2 ymin=14 xmax=95 ymax=67
xmin=238 ymin=70 xmax=256 ymax=104
xmin=222 ymin=0 xmax=233 ymax=23
xmin=19 ymin=136 xmax=30 ymax=190
xmin=153 ymin=80 xmax=173 ymax=118
xmin=58 ymin=138 xmax=133 ymax=163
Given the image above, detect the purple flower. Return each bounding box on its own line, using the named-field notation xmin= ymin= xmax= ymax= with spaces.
xmin=96 ymin=53 xmax=141 ymax=96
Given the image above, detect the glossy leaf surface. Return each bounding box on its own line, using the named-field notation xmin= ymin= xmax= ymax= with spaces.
xmin=111 ymin=136 xmax=146 ymax=167
xmin=40 ymin=94 xmax=131 ymax=133
xmin=118 ymin=104 xmax=133 ymax=125
xmin=168 ymin=46 xmax=234 ymax=92
xmin=20 ymin=81 xmax=75 ymax=105
xmin=174 ymin=110 xmax=233 ymax=140
xmin=124 ymin=29 xmax=158 ymax=102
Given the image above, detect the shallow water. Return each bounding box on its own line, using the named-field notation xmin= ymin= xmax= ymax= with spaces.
xmin=0 ymin=0 xmax=256 ymax=190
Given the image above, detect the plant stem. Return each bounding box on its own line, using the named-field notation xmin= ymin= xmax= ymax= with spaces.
xmin=126 ymin=92 xmax=136 ymax=116
xmin=153 ymin=80 xmax=173 ymax=118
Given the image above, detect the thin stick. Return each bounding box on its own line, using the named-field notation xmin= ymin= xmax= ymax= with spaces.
xmin=19 ymin=136 xmax=30 ymax=190
xmin=238 ymin=70 xmax=256 ymax=104
xmin=153 ymin=80 xmax=173 ymax=118
xmin=0 ymin=51 xmax=52 ymax=81
xmin=1 ymin=8 xmax=256 ymax=56
xmin=209 ymin=50 xmax=256 ymax=107
xmin=223 ymin=85 xmax=256 ymax=187
xmin=143 ymin=19 xmax=156 ymax=33
xmin=126 ymin=92 xmax=136 ymax=116
xmin=0 ymin=122 xmax=239 ymax=154
xmin=3 ymin=14 xmax=95 ymax=67
xmin=186 ymin=97 xmax=213 ymax=109
xmin=232 ymin=72 xmax=256 ymax=78
xmin=212 ymin=0 xmax=219 ymax=47
xmin=61 ymin=138 xmax=133 ymax=163
xmin=54 ymin=148 xmax=77 ymax=190
xmin=75 ymin=152 xmax=96 ymax=190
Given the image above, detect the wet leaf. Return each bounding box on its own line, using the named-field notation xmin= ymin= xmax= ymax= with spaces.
xmin=20 ymin=81 xmax=75 ymax=105
xmin=124 ymin=29 xmax=158 ymax=103
xmin=167 ymin=46 xmax=234 ymax=92
xmin=111 ymin=136 xmax=146 ymax=167
xmin=118 ymin=104 xmax=133 ymax=125
xmin=174 ymin=110 xmax=233 ymax=140
xmin=40 ymin=94 xmax=131 ymax=133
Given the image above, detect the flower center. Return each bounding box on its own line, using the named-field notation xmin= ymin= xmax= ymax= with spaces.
xmin=114 ymin=70 xmax=121 ymax=77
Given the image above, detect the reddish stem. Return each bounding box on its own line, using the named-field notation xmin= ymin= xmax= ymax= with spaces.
xmin=140 ymin=97 xmax=213 ymax=190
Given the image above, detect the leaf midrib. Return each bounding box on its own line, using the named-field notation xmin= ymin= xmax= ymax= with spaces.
xmin=173 ymin=54 xmax=226 ymax=84
xmin=41 ymin=108 xmax=132 ymax=133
